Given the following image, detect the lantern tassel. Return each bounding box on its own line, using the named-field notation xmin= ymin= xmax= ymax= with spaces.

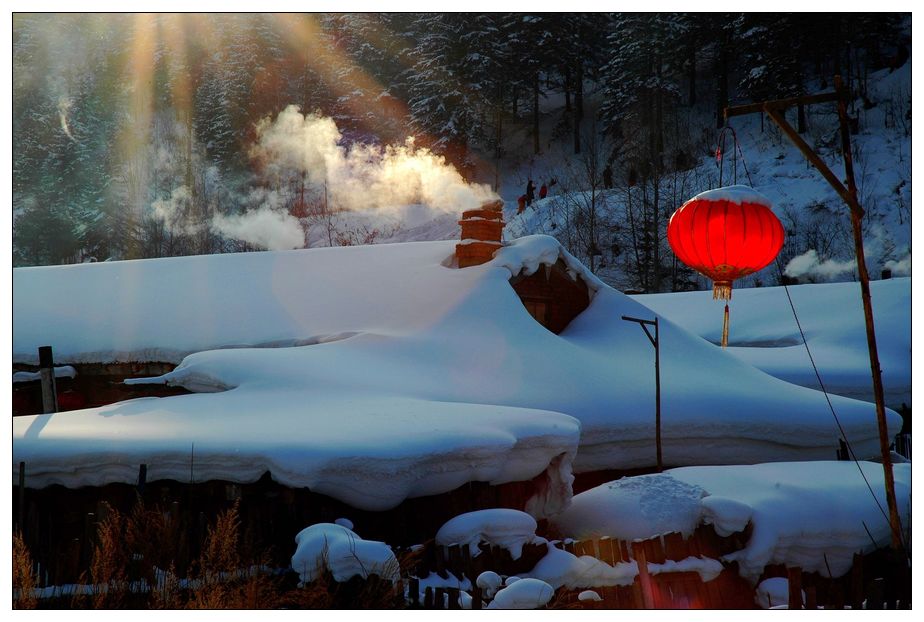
xmin=712 ymin=280 xmax=732 ymax=301
xmin=721 ymin=303 xmax=730 ymax=349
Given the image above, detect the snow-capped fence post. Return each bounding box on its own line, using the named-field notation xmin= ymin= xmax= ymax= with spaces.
xmin=38 ymin=346 xmax=58 ymax=414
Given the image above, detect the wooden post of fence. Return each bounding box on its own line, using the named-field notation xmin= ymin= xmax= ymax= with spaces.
xmin=447 ymin=587 xmax=460 ymax=609
xmin=423 ymin=586 xmax=433 ymax=609
xmin=409 ymin=577 xmax=419 ymax=607
xmin=850 ymin=553 xmax=864 ymax=609
xmin=788 ymin=567 xmax=804 ymax=609
xmin=38 ymin=346 xmax=59 ymax=414
xmin=137 ymin=463 xmax=148 ymax=495
xmin=805 ymin=585 xmax=818 ymax=610
xmin=633 ymin=542 xmax=655 ymax=609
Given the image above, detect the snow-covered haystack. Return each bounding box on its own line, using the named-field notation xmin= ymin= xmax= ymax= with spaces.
xmin=633 ymin=277 xmax=911 ymax=407
xmin=13 ymin=237 xmax=901 ymax=514
xmin=290 ymin=523 xmax=398 ymax=584
xmin=551 ymin=461 xmax=911 ymax=583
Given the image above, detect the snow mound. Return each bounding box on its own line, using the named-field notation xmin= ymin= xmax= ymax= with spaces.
xmin=551 ymin=473 xmax=706 ymax=541
xmin=436 ymin=509 xmax=540 ymax=560
xmin=524 ymin=542 xmax=721 ymax=590
xmin=290 ymin=523 xmax=398 ymax=584
xmin=487 ymin=577 xmax=555 ymax=609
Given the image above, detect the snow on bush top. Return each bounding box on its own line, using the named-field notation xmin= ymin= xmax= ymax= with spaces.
xmin=290 ymin=522 xmax=398 ymax=584
xmin=683 ymin=184 xmax=773 ymax=208
xmin=436 ymin=509 xmax=540 ymax=560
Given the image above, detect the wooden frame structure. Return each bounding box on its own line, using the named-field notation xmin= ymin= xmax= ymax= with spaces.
xmin=725 ymin=75 xmax=904 ymax=552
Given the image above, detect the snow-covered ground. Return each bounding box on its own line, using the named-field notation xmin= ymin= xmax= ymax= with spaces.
xmin=13 ymin=236 xmax=901 ymax=514
xmin=633 ymin=278 xmax=911 ymax=407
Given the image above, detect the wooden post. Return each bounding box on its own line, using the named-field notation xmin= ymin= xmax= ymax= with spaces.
xmin=137 ymin=463 xmax=148 ymax=495
xmin=471 ymin=586 xmax=483 ymax=610
xmin=38 ymin=345 xmax=58 ymax=414
xmin=423 ymin=586 xmax=433 ymax=609
xmin=850 ymin=552 xmax=864 ymax=609
xmin=447 ymin=586 xmax=460 ymax=610
xmin=788 ymin=567 xmax=804 ymax=609
xmin=633 ymin=542 xmax=655 ymax=609
xmin=409 ymin=577 xmax=419 ymax=607
xmin=622 ymin=315 xmax=662 ymax=471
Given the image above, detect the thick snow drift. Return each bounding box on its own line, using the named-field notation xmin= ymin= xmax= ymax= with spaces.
xmin=436 ymin=509 xmax=541 ymax=560
xmin=13 ymin=237 xmax=900 ymax=512
xmin=633 ymin=278 xmax=911 ymax=407
xmin=552 ymin=461 xmax=911 ymax=583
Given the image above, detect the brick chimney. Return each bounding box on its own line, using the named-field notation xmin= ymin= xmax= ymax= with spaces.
xmin=456 ymin=200 xmax=505 ymax=268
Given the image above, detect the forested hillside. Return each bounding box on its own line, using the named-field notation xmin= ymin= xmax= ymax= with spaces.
xmin=12 ymin=13 xmax=910 ymax=287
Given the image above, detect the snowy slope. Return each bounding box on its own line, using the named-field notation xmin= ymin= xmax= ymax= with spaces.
xmin=503 ymin=63 xmax=911 ymax=291
xmin=12 ymin=237 xmax=901 ymax=512
xmin=633 ymin=278 xmax=911 ymax=407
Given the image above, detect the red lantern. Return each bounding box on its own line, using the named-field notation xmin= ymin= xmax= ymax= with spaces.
xmin=667 ymin=185 xmax=784 ymax=346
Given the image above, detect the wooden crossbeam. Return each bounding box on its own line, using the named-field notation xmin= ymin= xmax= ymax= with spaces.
xmin=724 ymin=91 xmax=839 ymax=118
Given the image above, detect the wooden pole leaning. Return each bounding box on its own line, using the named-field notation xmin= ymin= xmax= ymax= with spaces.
xmin=725 ymin=76 xmax=904 ymax=552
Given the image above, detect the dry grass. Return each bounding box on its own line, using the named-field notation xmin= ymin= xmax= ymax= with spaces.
xmin=15 ymin=498 xmax=414 ymax=609
xmin=12 ymin=531 xmax=37 ymax=609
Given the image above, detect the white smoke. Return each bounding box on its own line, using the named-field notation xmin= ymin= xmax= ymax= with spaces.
xmin=149 ymin=105 xmax=497 ymax=252
xmin=150 ymin=185 xmax=208 ymax=237
xmin=884 ymin=254 xmax=912 ymax=276
xmin=212 ymin=209 xmax=303 ymax=251
xmin=250 ymin=105 xmax=497 ymax=214
xmin=784 ymin=249 xmax=857 ymax=280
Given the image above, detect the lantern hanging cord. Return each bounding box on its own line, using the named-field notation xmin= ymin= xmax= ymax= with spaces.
xmin=716 ymin=123 xmax=755 ymax=188
xmin=774 ymin=258 xmax=900 ymax=547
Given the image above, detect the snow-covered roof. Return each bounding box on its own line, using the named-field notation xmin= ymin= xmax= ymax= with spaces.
xmin=12 ymin=237 xmax=900 ymax=512
xmin=632 ymin=278 xmax=911 ymax=407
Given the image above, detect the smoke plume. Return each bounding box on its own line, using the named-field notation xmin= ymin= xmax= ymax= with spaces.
xmin=250 ymin=105 xmax=497 ymax=214
xmin=784 ymin=249 xmax=856 ymax=280
xmin=883 ymin=254 xmax=911 ymax=276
